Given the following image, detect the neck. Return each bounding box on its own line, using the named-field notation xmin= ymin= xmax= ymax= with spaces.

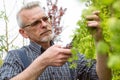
xmin=30 ymin=40 xmax=51 ymax=49
xmin=36 ymin=41 xmax=51 ymax=49
xmin=41 ymin=42 xmax=51 ymax=49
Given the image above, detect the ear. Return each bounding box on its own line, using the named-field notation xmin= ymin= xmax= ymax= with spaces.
xmin=19 ymin=28 xmax=28 ymax=38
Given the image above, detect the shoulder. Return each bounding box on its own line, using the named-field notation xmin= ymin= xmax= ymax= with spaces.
xmin=4 ymin=47 xmax=27 ymax=65
xmin=0 ymin=48 xmax=26 ymax=79
xmin=6 ymin=46 xmax=29 ymax=58
xmin=5 ymin=49 xmax=20 ymax=61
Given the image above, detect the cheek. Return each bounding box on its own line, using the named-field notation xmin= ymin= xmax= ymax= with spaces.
xmin=47 ymin=24 xmax=52 ymax=29
xmin=26 ymin=28 xmax=39 ymax=37
xmin=27 ymin=28 xmax=40 ymax=33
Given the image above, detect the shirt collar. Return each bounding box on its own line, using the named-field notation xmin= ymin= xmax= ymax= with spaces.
xmin=29 ymin=41 xmax=54 ymax=54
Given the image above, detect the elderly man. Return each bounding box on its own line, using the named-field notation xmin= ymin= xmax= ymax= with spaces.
xmin=0 ymin=1 xmax=111 ymax=80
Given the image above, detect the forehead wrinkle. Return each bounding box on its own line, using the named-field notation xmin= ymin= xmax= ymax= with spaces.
xmin=20 ymin=7 xmax=46 ymax=25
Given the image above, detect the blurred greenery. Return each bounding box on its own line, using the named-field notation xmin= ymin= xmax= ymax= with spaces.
xmin=71 ymin=0 xmax=120 ymax=79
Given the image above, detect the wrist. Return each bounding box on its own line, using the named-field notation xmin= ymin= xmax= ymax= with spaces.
xmin=36 ymin=55 xmax=49 ymax=68
xmin=95 ymin=28 xmax=103 ymax=42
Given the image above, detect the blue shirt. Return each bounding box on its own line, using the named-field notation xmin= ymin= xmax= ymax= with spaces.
xmin=0 ymin=41 xmax=98 ymax=80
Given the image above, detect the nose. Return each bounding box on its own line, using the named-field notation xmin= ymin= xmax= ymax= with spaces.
xmin=40 ymin=20 xmax=47 ymax=28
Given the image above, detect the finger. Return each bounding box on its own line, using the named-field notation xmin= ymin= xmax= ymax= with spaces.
xmin=53 ymin=62 xmax=65 ymax=67
xmin=53 ymin=44 xmax=62 ymax=48
xmin=93 ymin=11 xmax=100 ymax=15
xmin=58 ymin=52 xmax=72 ymax=61
xmin=86 ymin=15 xmax=100 ymax=21
xmin=60 ymin=57 xmax=69 ymax=62
xmin=57 ymin=61 xmax=67 ymax=66
xmin=62 ymin=53 xmax=72 ymax=59
xmin=87 ymin=21 xmax=100 ymax=27
xmin=60 ymin=48 xmax=71 ymax=54
xmin=55 ymin=59 xmax=68 ymax=64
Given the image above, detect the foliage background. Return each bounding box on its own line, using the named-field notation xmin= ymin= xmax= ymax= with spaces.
xmin=71 ymin=0 xmax=120 ymax=79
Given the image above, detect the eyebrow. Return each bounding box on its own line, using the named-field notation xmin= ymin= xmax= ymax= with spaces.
xmin=31 ymin=15 xmax=46 ymax=23
xmin=22 ymin=16 xmax=48 ymax=28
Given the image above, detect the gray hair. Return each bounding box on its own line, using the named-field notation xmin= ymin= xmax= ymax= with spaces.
xmin=16 ymin=1 xmax=41 ymax=28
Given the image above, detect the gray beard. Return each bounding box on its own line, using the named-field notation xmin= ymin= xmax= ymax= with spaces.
xmin=40 ymin=33 xmax=54 ymax=42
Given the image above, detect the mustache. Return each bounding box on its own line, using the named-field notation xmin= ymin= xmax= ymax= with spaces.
xmin=40 ymin=30 xmax=52 ymax=35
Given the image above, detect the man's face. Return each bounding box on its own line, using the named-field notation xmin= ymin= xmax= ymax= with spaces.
xmin=19 ymin=7 xmax=53 ymax=44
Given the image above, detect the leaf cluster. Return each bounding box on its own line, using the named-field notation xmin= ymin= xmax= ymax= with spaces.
xmin=71 ymin=0 xmax=120 ymax=79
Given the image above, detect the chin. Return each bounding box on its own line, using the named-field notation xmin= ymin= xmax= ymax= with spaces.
xmin=40 ymin=34 xmax=54 ymax=42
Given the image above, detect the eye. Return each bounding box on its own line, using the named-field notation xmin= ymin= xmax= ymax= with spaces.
xmin=31 ymin=20 xmax=42 ymax=26
xmin=42 ymin=16 xmax=48 ymax=22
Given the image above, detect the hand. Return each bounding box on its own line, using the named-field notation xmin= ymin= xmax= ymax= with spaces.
xmin=86 ymin=11 xmax=103 ymax=42
xmin=41 ymin=45 xmax=72 ymax=67
xmin=86 ymin=11 xmax=112 ymax=80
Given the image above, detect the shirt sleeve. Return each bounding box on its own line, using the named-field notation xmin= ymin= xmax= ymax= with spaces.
xmin=0 ymin=50 xmax=23 ymax=80
xmin=76 ymin=54 xmax=98 ymax=80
